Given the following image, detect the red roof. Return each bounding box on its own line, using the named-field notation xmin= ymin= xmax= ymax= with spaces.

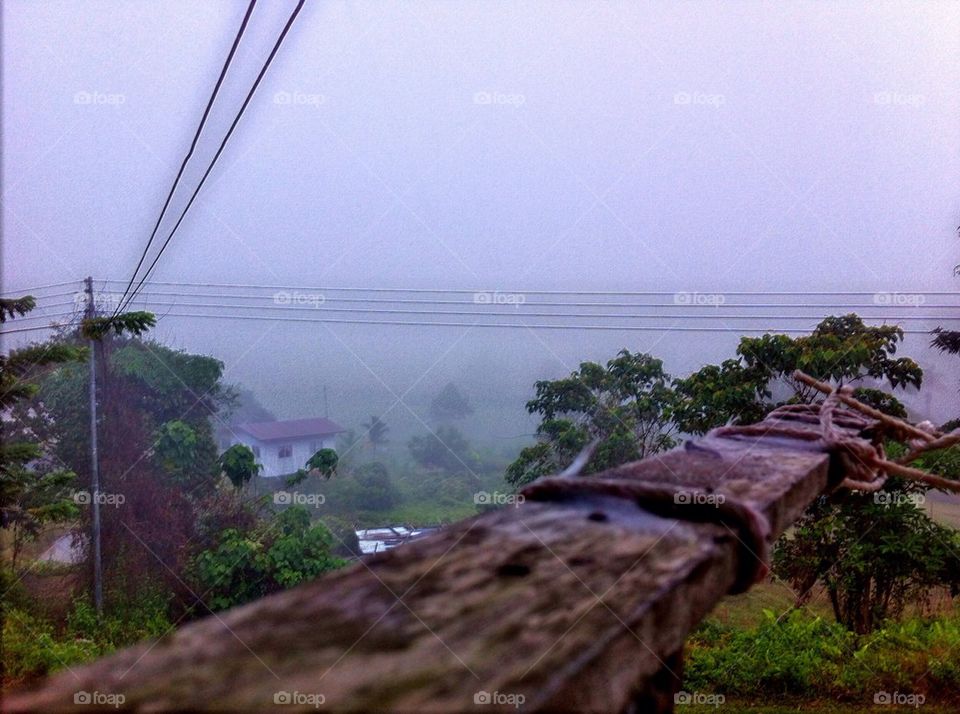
xmin=236 ymin=417 xmax=345 ymax=442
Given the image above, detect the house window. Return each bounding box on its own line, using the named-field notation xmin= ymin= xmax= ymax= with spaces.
xmin=252 ymin=445 xmax=261 ymax=458
xmin=278 ymin=445 xmax=293 ymax=459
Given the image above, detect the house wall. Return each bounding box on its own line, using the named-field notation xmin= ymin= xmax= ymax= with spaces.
xmin=225 ymin=435 xmax=337 ymax=478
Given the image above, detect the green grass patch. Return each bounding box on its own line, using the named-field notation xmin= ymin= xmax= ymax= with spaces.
xmin=686 ymin=609 xmax=960 ymax=705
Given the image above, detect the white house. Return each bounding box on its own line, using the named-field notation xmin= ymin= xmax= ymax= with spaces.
xmin=226 ymin=417 xmax=346 ymax=478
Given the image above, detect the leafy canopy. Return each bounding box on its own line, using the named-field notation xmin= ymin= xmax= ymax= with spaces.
xmin=218 ymin=444 xmax=261 ymax=490
xmin=506 ymin=350 xmax=677 ymax=488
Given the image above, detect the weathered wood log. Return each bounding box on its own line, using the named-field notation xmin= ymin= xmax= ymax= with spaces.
xmin=8 ymin=422 xmax=846 ymax=712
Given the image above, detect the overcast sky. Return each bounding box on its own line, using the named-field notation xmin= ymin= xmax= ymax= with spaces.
xmin=3 ymin=1 xmax=960 ymax=432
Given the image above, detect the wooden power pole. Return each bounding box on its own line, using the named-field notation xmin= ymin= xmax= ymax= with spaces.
xmin=83 ymin=277 xmax=103 ymax=616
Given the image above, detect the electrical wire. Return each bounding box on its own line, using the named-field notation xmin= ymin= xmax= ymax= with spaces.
xmin=112 ymin=298 xmax=960 ymax=321
xmin=119 ymin=0 xmax=307 ymax=314
xmin=106 ymin=278 xmax=960 ymax=298
xmin=137 ymin=309 xmax=944 ymax=334
xmin=101 ymin=287 xmax=960 ymax=309
xmin=111 ymin=0 xmax=259 ymax=321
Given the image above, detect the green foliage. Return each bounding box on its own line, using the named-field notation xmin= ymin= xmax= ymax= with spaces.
xmin=1 ymin=297 xmax=86 ymax=566
xmin=189 ymin=506 xmax=345 ymax=611
xmin=671 ymin=314 xmax=953 ymax=634
xmin=80 ymin=311 xmax=156 ymax=340
xmin=429 ymin=382 xmax=474 ymax=422
xmin=281 ymin=461 xmax=402 ymax=516
xmin=3 ymin=595 xmax=170 ymax=687
xmin=0 ymin=295 xmax=36 ymax=322
xmin=672 ymin=358 xmax=769 ymax=435
xmin=153 ymin=420 xmax=202 ymax=485
xmin=506 ymin=350 xmax=677 ymax=487
xmin=686 ymin=610 xmax=960 ymax=701
xmin=287 ymin=448 xmax=339 ymax=487
xmin=306 ymin=448 xmax=339 ymax=478
xmin=931 ymin=326 xmax=960 ymax=356
xmin=674 ymin=314 xmax=922 ymax=434
xmin=408 ymin=425 xmax=479 ymax=473
xmin=110 ymin=340 xmax=227 ymax=424
xmin=774 ymin=485 xmax=960 ymax=633
xmin=218 ymin=444 xmax=261 ymax=490
xmin=351 ymin=462 xmax=400 ymax=511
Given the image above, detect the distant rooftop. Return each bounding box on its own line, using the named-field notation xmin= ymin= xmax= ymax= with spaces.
xmin=236 ymin=417 xmax=345 ymax=442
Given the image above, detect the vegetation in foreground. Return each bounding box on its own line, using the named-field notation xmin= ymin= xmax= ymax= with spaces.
xmin=686 ymin=608 xmax=960 ymax=708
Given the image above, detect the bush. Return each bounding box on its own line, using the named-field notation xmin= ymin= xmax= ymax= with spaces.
xmin=686 ymin=610 xmax=960 ymax=702
xmin=3 ymin=595 xmax=171 ymax=688
xmin=188 ymin=506 xmax=346 ymax=611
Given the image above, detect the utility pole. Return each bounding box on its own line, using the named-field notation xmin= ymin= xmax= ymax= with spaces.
xmin=323 ymin=385 xmax=329 ymax=418
xmin=84 ymin=277 xmax=103 ymax=616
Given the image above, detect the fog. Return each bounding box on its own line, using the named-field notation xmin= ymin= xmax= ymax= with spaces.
xmin=4 ymin=0 xmax=960 ymax=443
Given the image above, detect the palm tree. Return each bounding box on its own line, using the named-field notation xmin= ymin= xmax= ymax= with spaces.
xmin=362 ymin=415 xmax=389 ymax=451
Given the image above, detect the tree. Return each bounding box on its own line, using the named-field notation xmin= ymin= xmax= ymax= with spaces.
xmin=218 ymin=444 xmax=261 ymax=491
xmin=408 ymin=426 xmax=479 ymax=473
xmin=674 ymin=314 xmax=956 ymax=633
xmin=429 ymin=382 xmax=473 ymax=423
xmin=188 ymin=506 xmax=344 ymax=611
xmin=287 ymin=448 xmax=339 ymax=486
xmin=774 ymin=478 xmax=960 ymax=634
xmin=1 ymin=296 xmax=86 ymax=568
xmin=362 ymin=415 xmax=389 ymax=449
xmin=306 ymin=448 xmax=338 ymax=478
xmin=153 ymin=420 xmax=201 ymax=487
xmin=673 ymin=315 xmax=921 ymax=433
xmin=505 ymin=350 xmax=677 ymax=488
xmin=352 ymin=462 xmax=399 ymax=511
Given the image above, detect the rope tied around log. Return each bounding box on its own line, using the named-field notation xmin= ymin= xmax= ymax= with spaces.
xmin=709 ymin=370 xmax=960 ymax=495
xmin=520 ymin=370 xmax=960 ymax=597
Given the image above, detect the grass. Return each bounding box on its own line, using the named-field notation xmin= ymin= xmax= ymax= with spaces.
xmin=374 ymin=501 xmax=478 ymax=527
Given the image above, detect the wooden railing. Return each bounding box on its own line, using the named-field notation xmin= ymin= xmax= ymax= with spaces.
xmin=9 ymin=413 xmax=847 ymax=712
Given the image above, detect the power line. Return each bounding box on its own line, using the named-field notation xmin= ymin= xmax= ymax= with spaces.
xmin=0 ymin=281 xmax=80 ymax=296
xmin=102 ymin=287 xmax=960 ymax=309
xmin=105 ymin=278 xmax=960 ymax=297
xmin=0 ymin=314 xmax=79 ymax=335
xmin=141 ymin=309 xmax=944 ymax=334
xmin=111 ymin=0 xmax=259 ymax=320
xmin=113 ymin=298 xmax=960 ymax=321
xmin=119 ymin=0 xmax=307 ymax=314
